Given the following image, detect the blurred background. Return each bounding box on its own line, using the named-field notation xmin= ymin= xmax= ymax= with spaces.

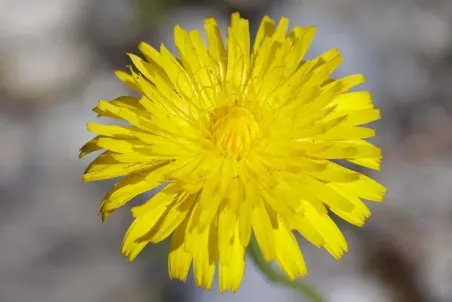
xmin=1 ymin=0 xmax=452 ymax=301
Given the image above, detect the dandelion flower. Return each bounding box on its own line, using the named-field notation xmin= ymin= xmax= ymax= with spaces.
xmin=81 ymin=13 xmax=387 ymax=292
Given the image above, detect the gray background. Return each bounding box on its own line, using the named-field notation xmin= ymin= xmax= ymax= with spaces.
xmin=1 ymin=0 xmax=452 ymax=301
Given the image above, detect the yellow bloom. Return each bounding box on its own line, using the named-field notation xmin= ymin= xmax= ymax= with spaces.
xmin=81 ymin=13 xmax=386 ymax=292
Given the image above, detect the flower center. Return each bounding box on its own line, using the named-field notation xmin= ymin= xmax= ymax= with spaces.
xmin=211 ymin=106 xmax=260 ymax=158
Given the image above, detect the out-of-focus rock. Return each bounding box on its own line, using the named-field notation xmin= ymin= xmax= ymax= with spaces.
xmin=0 ymin=0 xmax=92 ymax=105
xmin=210 ymin=0 xmax=272 ymax=11
xmin=328 ymin=276 xmax=390 ymax=302
xmin=0 ymin=113 xmax=30 ymax=185
xmin=84 ymin=0 xmax=139 ymax=48
xmin=379 ymin=157 xmax=452 ymax=223
xmin=420 ymin=224 xmax=452 ymax=301
xmin=404 ymin=106 xmax=452 ymax=159
xmin=369 ymin=156 xmax=452 ymax=300
xmin=0 ymin=0 xmax=88 ymax=40
xmin=0 ymin=170 xmax=103 ymax=270
xmin=0 ymin=37 xmax=92 ymax=104
xmin=0 ymin=163 xmax=160 ymax=302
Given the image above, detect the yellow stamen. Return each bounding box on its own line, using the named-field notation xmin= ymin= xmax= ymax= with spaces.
xmin=211 ymin=106 xmax=260 ymax=158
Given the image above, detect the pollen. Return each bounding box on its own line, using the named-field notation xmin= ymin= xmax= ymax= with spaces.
xmin=210 ymin=105 xmax=260 ymax=158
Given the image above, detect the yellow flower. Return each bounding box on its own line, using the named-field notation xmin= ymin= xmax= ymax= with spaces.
xmin=81 ymin=13 xmax=386 ymax=292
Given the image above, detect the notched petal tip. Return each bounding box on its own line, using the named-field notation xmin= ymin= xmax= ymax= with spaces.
xmin=278 ymin=16 xmax=290 ymax=24
xmin=81 ymin=174 xmax=89 ymax=183
xmin=114 ymin=69 xmax=129 ymax=78
xmin=98 ymin=206 xmax=111 ymax=221
xmin=173 ymin=24 xmax=185 ymax=33
xmin=96 ymin=210 xmax=111 ymax=223
xmin=138 ymin=41 xmax=151 ymax=50
xmin=231 ymin=11 xmax=241 ymax=21
xmin=262 ymin=15 xmax=274 ymax=22
xmin=204 ymin=16 xmax=217 ymax=25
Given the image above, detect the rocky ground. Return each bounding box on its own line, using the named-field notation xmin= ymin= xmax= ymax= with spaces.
xmin=1 ymin=0 xmax=452 ymax=301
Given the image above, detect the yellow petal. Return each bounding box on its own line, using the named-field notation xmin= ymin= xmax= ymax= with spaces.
xmin=109 ymin=152 xmax=158 ymax=163
xmin=79 ymin=136 xmax=102 ymax=158
xmin=121 ymin=193 xmax=175 ymax=261
xmin=251 ymin=199 xmax=276 ymax=261
xmin=204 ymin=17 xmax=227 ymax=79
xmin=274 ymin=214 xmax=307 ymax=280
xmin=138 ymin=42 xmax=164 ymax=70
xmin=217 ymin=206 xmax=238 ymax=264
xmin=188 ymin=29 xmax=217 ymax=103
xmin=96 ymin=100 xmax=152 ymax=130
xmin=115 ymin=70 xmax=142 ymax=93
xmin=137 ymin=192 xmax=196 ymax=243
xmin=300 ymin=176 xmax=355 ymax=212
xmin=273 ymin=17 xmax=289 ymax=42
xmin=193 ymin=158 xmax=233 ymax=231
xmin=226 ymin=12 xmax=250 ymax=90
xmin=99 ymin=166 xmax=165 ymax=220
xmin=316 ymin=126 xmax=376 ymax=140
xmin=303 ymin=201 xmax=348 ymax=259
xmin=191 ymin=218 xmax=218 ymax=290
xmin=306 ymin=161 xmax=360 ymax=183
xmin=324 ymin=74 xmax=365 ymax=91
xmin=329 ymin=184 xmax=371 ymax=227
xmin=238 ymin=197 xmax=252 ymax=247
xmin=219 ymin=224 xmax=246 ymax=293
xmin=128 ymin=53 xmax=156 ymax=82
xmin=121 ymin=218 xmax=150 ymax=261
xmin=330 ymin=91 xmax=374 ymax=110
xmin=308 ymin=140 xmax=381 ymax=159
xmin=334 ymin=174 xmax=386 ymax=202
xmin=131 ymin=190 xmax=176 ymax=218
xmin=86 ymin=122 xmax=148 ymax=140
xmin=93 ymin=96 xmax=144 ymax=119
xmin=109 ymin=96 xmax=141 ymax=109
xmin=288 ymin=214 xmax=325 ymax=247
xmin=168 ymin=216 xmax=193 ymax=282
xmin=83 ymin=152 xmax=154 ymax=182
xmin=160 ymin=41 xmax=195 ymax=100
xmin=94 ymin=137 xmax=146 ymax=153
xmin=252 ymin=16 xmax=274 ymax=59
xmin=285 ymin=26 xmax=316 ymax=75
xmin=349 ymin=157 xmax=381 ymax=170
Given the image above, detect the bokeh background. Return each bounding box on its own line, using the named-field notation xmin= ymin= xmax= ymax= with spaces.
xmin=1 ymin=0 xmax=452 ymax=301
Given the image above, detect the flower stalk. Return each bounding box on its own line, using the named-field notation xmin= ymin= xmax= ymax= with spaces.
xmin=248 ymin=235 xmax=325 ymax=302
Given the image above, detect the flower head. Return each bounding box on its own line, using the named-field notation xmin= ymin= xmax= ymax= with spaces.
xmin=81 ymin=13 xmax=386 ymax=292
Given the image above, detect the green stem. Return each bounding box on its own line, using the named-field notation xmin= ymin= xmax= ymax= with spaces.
xmin=247 ymin=235 xmax=325 ymax=302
